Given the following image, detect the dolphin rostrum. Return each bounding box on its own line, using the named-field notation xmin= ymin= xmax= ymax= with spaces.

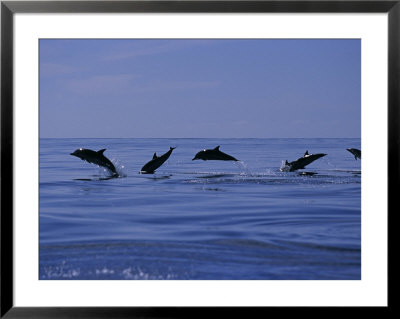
xmin=192 ymin=145 xmax=238 ymax=161
xmin=70 ymin=148 xmax=118 ymax=176
xmin=346 ymin=148 xmax=361 ymax=160
xmin=283 ymin=150 xmax=327 ymax=172
xmin=140 ymin=147 xmax=176 ymax=174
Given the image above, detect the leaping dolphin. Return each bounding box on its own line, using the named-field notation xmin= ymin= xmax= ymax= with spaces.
xmin=347 ymin=148 xmax=361 ymax=160
xmin=192 ymin=146 xmax=238 ymax=161
xmin=140 ymin=147 xmax=176 ymax=174
xmin=70 ymin=148 xmax=118 ymax=176
xmin=283 ymin=150 xmax=327 ymax=172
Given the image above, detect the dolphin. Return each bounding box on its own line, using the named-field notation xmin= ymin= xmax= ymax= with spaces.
xmin=347 ymin=148 xmax=361 ymax=160
xmin=283 ymin=150 xmax=327 ymax=172
xmin=70 ymin=148 xmax=118 ymax=176
xmin=192 ymin=145 xmax=238 ymax=161
xmin=140 ymin=147 xmax=176 ymax=174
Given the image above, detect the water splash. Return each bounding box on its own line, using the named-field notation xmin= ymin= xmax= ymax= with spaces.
xmin=265 ymin=168 xmax=278 ymax=176
xmin=234 ymin=160 xmax=254 ymax=176
xmin=114 ymin=163 xmax=128 ymax=177
xmin=279 ymin=160 xmax=290 ymax=172
xmin=98 ymin=158 xmax=127 ymax=177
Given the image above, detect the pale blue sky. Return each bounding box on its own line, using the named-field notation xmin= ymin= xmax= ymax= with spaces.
xmin=39 ymin=39 xmax=360 ymax=138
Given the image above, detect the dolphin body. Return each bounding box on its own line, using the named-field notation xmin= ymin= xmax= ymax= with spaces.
xmin=347 ymin=148 xmax=361 ymax=160
xmin=284 ymin=150 xmax=327 ymax=172
xmin=192 ymin=146 xmax=238 ymax=161
xmin=70 ymin=148 xmax=118 ymax=176
xmin=140 ymin=147 xmax=176 ymax=174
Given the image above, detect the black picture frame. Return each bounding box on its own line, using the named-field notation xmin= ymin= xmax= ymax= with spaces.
xmin=1 ymin=1 xmax=396 ymax=317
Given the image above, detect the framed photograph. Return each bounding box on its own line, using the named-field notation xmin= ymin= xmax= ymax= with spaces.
xmin=1 ymin=0 xmax=396 ymax=317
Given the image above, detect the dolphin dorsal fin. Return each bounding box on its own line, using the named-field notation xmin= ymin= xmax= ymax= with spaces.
xmin=214 ymin=145 xmax=220 ymax=151
xmin=153 ymin=153 xmax=157 ymax=159
xmin=304 ymin=150 xmax=309 ymax=157
xmin=97 ymin=149 xmax=106 ymax=154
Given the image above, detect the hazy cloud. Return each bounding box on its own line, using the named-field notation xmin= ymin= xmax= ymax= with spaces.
xmin=101 ymin=40 xmax=215 ymax=62
xmin=40 ymin=63 xmax=80 ymax=77
xmin=133 ymin=80 xmax=221 ymax=93
xmin=66 ymin=74 xmax=139 ymax=95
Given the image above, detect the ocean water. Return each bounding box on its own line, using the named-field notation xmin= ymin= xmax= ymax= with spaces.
xmin=39 ymin=138 xmax=361 ymax=280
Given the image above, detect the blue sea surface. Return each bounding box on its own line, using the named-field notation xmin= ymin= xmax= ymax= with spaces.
xmin=39 ymin=138 xmax=361 ymax=280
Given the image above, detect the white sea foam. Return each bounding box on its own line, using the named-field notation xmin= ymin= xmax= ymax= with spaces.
xmin=279 ymin=160 xmax=290 ymax=172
